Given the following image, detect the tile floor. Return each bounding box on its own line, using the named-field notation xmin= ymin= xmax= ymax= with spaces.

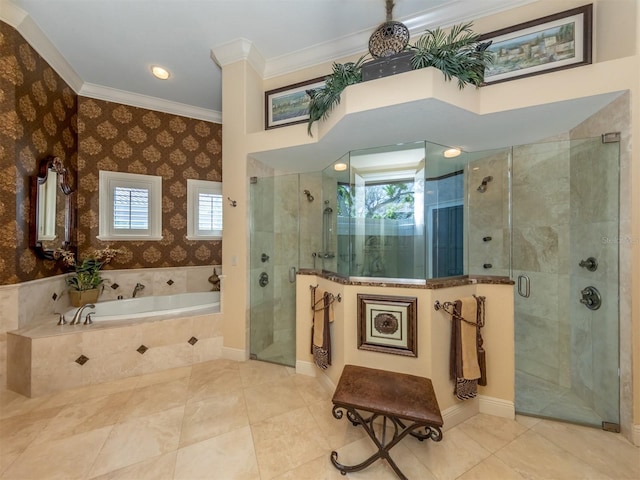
xmin=0 ymin=359 xmax=638 ymax=480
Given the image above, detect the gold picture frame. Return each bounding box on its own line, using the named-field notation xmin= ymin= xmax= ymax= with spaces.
xmin=264 ymin=76 xmax=326 ymax=129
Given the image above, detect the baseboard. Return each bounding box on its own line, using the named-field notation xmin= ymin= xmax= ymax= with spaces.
xmin=222 ymin=347 xmax=248 ymax=362
xmin=295 ymin=360 xmax=316 ymax=377
xmin=317 ymin=369 xmax=337 ymax=393
xmin=633 ymin=425 xmax=640 ymax=446
xmin=441 ymin=398 xmax=478 ymax=430
xmin=479 ymin=395 xmax=515 ymax=419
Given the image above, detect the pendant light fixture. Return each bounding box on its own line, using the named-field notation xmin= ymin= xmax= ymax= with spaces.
xmin=368 ymin=0 xmax=410 ymax=58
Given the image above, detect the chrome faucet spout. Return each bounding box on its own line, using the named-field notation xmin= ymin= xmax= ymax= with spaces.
xmin=70 ymin=303 xmax=95 ymax=325
xmin=132 ymin=282 xmax=145 ymax=298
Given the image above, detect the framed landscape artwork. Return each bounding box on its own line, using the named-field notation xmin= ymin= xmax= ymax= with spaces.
xmin=265 ymin=77 xmax=326 ymax=129
xmin=479 ymin=4 xmax=592 ymax=84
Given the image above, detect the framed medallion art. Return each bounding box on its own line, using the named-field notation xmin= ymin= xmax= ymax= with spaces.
xmin=357 ymin=294 xmax=417 ymax=357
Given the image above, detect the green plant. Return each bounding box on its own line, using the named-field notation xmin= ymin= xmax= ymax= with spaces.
xmin=306 ymin=22 xmax=492 ymax=134
xmin=410 ymin=22 xmax=492 ymax=89
xmin=307 ymin=55 xmax=368 ymax=135
xmin=55 ymin=247 xmax=120 ymax=291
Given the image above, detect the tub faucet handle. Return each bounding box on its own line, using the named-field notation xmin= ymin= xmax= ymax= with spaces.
xmin=84 ymin=313 xmax=94 ymax=325
xmin=55 ymin=312 xmax=67 ymax=325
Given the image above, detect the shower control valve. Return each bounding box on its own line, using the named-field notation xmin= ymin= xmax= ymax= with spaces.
xmin=579 ymin=257 xmax=598 ymax=271
xmin=579 ymin=286 xmax=601 ymax=310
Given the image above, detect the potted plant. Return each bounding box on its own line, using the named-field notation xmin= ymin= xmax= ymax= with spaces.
xmin=56 ymin=247 xmax=121 ymax=307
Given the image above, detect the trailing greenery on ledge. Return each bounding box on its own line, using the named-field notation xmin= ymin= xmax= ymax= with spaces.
xmin=307 ymin=22 xmax=492 ymax=135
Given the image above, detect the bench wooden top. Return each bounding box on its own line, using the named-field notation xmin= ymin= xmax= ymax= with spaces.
xmin=332 ymin=365 xmax=443 ymax=426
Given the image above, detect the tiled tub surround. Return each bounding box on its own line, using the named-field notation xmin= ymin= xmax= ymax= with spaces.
xmin=0 ymin=265 xmax=222 ymax=390
xmin=7 ymin=308 xmax=223 ymax=397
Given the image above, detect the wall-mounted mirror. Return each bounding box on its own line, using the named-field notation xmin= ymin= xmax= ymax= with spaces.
xmin=30 ymin=156 xmax=74 ymax=260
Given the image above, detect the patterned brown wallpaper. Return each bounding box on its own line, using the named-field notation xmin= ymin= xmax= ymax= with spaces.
xmin=0 ymin=21 xmax=78 ymax=285
xmin=0 ymin=20 xmax=223 ymax=284
xmin=77 ymin=98 xmax=222 ymax=270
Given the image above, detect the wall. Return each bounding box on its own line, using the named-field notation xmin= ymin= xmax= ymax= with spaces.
xmin=0 ymin=21 xmax=77 ymax=286
xmin=77 ymin=97 xmax=222 ymax=270
xmin=217 ymin=0 xmax=639 ymax=440
xmin=295 ymin=275 xmax=515 ymax=426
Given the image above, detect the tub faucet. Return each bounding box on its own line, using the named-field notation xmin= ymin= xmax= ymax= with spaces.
xmin=132 ymin=282 xmax=145 ymax=298
xmin=70 ymin=303 xmax=95 ymax=325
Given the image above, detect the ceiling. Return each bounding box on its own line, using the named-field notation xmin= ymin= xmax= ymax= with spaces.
xmin=8 ymin=0 xmax=537 ymax=121
xmin=5 ymin=0 xmax=623 ymax=173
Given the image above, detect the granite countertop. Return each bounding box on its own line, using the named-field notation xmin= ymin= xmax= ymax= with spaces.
xmin=297 ymin=269 xmax=514 ymax=289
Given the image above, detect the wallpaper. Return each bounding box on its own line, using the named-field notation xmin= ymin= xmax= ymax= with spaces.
xmin=77 ymin=98 xmax=223 ymax=270
xmin=1 ymin=20 xmax=223 ymax=284
xmin=0 ymin=21 xmax=78 ymax=285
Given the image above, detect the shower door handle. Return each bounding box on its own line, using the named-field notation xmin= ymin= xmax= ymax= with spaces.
xmin=289 ymin=267 xmax=297 ymax=283
xmin=517 ymin=274 xmax=530 ymax=298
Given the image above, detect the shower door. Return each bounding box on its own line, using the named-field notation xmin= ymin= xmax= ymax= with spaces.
xmin=249 ymin=174 xmax=299 ymax=367
xmin=512 ymin=136 xmax=620 ymax=428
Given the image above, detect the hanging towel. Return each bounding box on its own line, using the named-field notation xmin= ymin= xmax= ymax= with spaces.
xmin=310 ymin=288 xmax=333 ymax=369
xmin=450 ymin=296 xmax=483 ymax=400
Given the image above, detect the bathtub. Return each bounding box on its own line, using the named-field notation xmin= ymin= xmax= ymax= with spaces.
xmin=65 ymin=291 xmax=220 ymax=322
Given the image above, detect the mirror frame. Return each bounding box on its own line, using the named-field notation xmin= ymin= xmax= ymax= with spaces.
xmin=29 ymin=156 xmax=75 ymax=260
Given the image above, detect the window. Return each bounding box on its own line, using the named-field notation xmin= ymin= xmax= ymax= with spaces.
xmin=187 ymin=179 xmax=223 ymax=240
xmin=98 ymin=171 xmax=162 ymax=241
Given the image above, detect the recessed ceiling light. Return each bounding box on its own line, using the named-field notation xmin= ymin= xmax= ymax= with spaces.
xmin=334 ymin=162 xmax=348 ymax=171
xmin=443 ymin=148 xmax=461 ymax=158
xmin=151 ymin=66 xmax=170 ymax=80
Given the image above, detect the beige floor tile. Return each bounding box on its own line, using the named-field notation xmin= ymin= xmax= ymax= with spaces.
xmin=179 ymin=389 xmax=249 ymax=447
xmin=190 ymin=358 xmax=241 ymax=376
xmin=457 ymin=454 xmax=527 ymax=480
xmin=34 ymin=390 xmax=133 ymax=444
xmin=308 ymin=399 xmax=367 ymax=450
xmin=2 ymin=425 xmax=111 ymax=480
xmin=88 ymin=451 xmax=177 ymax=480
xmin=531 ymin=419 xmax=640 ymax=479
xmin=514 ymin=413 xmax=541 ymax=429
xmin=35 ymin=375 xmax=140 ymax=410
xmin=292 ymin=373 xmax=332 ymax=405
xmin=87 ymin=405 xmax=184 ymax=478
xmin=271 ymin=453 xmax=346 ymax=480
xmin=244 ymin=376 xmax=307 ymax=424
xmin=238 ymin=359 xmax=291 ymax=388
xmin=134 ymin=365 xmax=192 ymax=388
xmin=495 ymin=430 xmax=614 ymax=479
xmin=118 ymin=377 xmax=189 ymax=420
xmin=187 ymin=366 xmax=243 ymax=403
xmin=457 ymin=413 xmax=528 ymax=453
xmin=0 ymin=389 xmax=49 ymax=420
xmin=251 ymin=406 xmax=331 ymax=480
xmin=0 ymin=406 xmax=62 ymax=475
xmin=403 ymin=425 xmax=491 ymax=480
xmin=174 ymin=425 xmax=260 ymax=480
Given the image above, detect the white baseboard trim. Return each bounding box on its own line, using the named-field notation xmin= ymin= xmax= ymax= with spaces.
xmin=317 ymin=370 xmax=337 ymax=393
xmin=479 ymin=395 xmax=515 ymax=419
xmin=441 ymin=399 xmax=478 ymax=430
xmin=222 ymin=347 xmax=248 ymax=362
xmin=295 ymin=360 xmax=316 ymax=377
xmin=633 ymin=425 xmax=640 ymax=446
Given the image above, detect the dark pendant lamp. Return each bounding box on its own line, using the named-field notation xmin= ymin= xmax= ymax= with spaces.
xmin=368 ymin=0 xmax=410 ymax=58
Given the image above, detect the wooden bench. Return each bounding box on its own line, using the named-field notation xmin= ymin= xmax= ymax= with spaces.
xmin=330 ymin=364 xmax=443 ymax=479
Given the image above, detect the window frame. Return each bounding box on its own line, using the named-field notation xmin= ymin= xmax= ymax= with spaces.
xmin=98 ymin=170 xmax=163 ymax=241
xmin=186 ymin=179 xmax=223 ymax=240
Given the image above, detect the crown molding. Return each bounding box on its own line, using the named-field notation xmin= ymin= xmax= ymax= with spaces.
xmin=263 ymin=0 xmax=538 ymax=79
xmin=1 ymin=0 xmax=83 ymax=92
xmin=79 ymin=83 xmax=222 ymax=123
xmin=210 ymin=38 xmax=266 ymax=76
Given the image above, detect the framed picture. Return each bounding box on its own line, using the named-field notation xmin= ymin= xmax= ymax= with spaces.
xmin=264 ymin=76 xmax=326 ymax=129
xmin=479 ymin=4 xmax=592 ymax=85
xmin=357 ymin=294 xmax=417 ymax=357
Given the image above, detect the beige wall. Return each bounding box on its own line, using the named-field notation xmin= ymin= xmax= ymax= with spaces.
xmin=218 ymin=0 xmax=639 ymax=436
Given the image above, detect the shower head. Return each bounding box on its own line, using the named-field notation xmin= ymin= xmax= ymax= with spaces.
xmin=477 ymin=176 xmax=493 ymax=193
xmin=303 ymin=189 xmax=314 ymax=202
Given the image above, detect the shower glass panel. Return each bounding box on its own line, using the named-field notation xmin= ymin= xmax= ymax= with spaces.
xmin=249 ymin=174 xmax=299 ymax=367
xmin=512 ymin=137 xmax=620 ymax=427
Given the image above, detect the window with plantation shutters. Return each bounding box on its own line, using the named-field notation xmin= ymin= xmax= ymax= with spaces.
xmin=98 ymin=171 xmax=162 ymax=241
xmin=187 ymin=179 xmax=223 ymax=239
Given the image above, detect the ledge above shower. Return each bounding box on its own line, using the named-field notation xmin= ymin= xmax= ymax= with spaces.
xmin=297 ymin=269 xmax=513 ymax=289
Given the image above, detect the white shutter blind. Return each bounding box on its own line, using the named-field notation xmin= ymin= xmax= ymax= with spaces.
xmin=113 ymin=187 xmax=149 ymax=229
